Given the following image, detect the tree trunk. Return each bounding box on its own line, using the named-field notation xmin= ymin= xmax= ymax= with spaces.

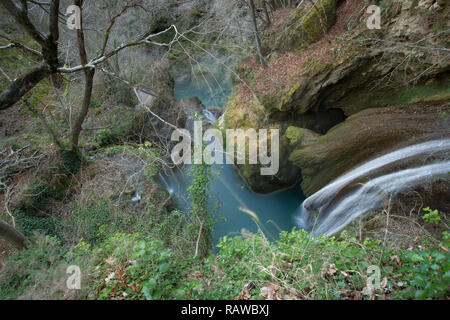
xmin=0 ymin=65 xmax=51 ymax=110
xmin=71 ymin=0 xmax=95 ymax=152
xmin=70 ymin=68 xmax=94 ymax=152
xmin=0 ymin=220 xmax=30 ymax=250
xmin=0 ymin=0 xmax=60 ymax=111
xmin=262 ymin=0 xmax=271 ymax=26
xmin=249 ymin=0 xmax=267 ymax=68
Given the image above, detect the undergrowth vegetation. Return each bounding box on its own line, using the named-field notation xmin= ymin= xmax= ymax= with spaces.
xmin=1 ymin=223 xmax=448 ymax=300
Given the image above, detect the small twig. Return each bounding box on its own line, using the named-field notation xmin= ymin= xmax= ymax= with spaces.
xmin=194 ymin=219 xmax=204 ymax=258
xmin=0 ymin=181 xmax=15 ymax=227
xmin=0 ymin=66 xmax=12 ymax=82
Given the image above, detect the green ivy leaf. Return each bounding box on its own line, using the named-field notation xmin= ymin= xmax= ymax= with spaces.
xmin=159 ymin=263 xmax=170 ymax=273
xmin=410 ymin=254 xmax=425 ymax=262
xmin=414 ymin=290 xmax=427 ymax=300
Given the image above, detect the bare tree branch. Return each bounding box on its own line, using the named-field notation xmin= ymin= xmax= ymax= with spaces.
xmin=0 ymin=219 xmax=30 ymax=250
xmin=0 ymin=64 xmax=51 ymax=110
xmin=1 ymin=0 xmax=48 ymax=47
xmin=0 ymin=35 xmax=43 ymax=58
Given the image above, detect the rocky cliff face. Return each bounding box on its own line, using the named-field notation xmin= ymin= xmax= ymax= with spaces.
xmin=221 ymin=0 xmax=450 ymax=194
xmin=290 ymin=101 xmax=450 ymax=196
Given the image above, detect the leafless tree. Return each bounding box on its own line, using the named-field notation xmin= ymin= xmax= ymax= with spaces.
xmin=0 ymin=0 xmax=183 ymax=249
xmin=248 ymin=0 xmax=267 ymax=67
xmin=0 ymin=0 xmax=179 ymax=153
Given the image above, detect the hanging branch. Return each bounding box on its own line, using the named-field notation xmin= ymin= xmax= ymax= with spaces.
xmin=0 ymin=220 xmax=31 ymax=250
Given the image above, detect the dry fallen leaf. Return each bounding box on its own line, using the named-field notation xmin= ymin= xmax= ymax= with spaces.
xmin=381 ymin=277 xmax=388 ymax=289
xmin=235 ymin=292 xmax=251 ymax=300
xmin=260 ymin=286 xmax=275 ymax=300
xmin=362 ymin=286 xmax=373 ymax=297
xmin=105 ymin=256 xmax=117 ymax=266
xmin=105 ymin=272 xmax=115 ymax=283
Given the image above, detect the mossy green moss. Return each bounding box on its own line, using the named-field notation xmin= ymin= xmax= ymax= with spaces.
xmin=398 ymin=80 xmax=450 ymax=105
xmin=19 ymin=177 xmax=53 ymax=214
xmin=222 ymin=90 xmax=265 ymax=130
xmin=333 ymin=73 xmax=450 ymax=115
xmin=286 ymin=126 xmax=320 ymax=147
xmin=263 ymin=0 xmax=338 ymax=54
xmin=289 ymin=102 xmax=449 ymax=196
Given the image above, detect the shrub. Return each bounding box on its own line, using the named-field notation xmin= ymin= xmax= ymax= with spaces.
xmin=422 ymin=207 xmax=441 ymax=225
xmin=394 ymin=248 xmax=449 ymax=299
xmin=15 ymin=209 xmax=62 ymax=239
xmin=63 ymin=199 xmax=112 ymax=245
xmin=19 ymin=177 xmax=53 ymax=213
xmin=85 ymin=233 xmax=186 ymax=300
xmin=60 ymin=150 xmax=83 ymax=175
xmin=95 ymin=129 xmax=114 ymax=146
xmin=0 ymin=234 xmax=69 ymax=300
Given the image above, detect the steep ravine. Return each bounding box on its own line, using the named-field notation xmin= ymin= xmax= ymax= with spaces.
xmin=158 ymin=0 xmax=449 ymax=243
xmin=221 ymin=0 xmax=450 ymax=195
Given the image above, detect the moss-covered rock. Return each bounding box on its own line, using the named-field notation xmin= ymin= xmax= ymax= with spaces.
xmin=222 ymin=0 xmax=450 ymax=193
xmin=286 ymin=126 xmax=321 ymax=147
xmin=290 ymin=101 xmax=450 ymax=196
xmin=231 ymin=128 xmax=303 ymax=194
xmin=263 ymin=0 xmax=338 ymax=54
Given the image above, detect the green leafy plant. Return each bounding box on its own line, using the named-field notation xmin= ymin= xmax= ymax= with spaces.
xmin=187 ymin=145 xmax=216 ymax=258
xmin=95 ymin=129 xmax=113 ymax=146
xmin=379 ymin=0 xmax=392 ymax=13
xmin=20 ymin=177 xmax=53 ymax=213
xmin=422 ymin=207 xmax=441 ymax=225
xmin=63 ymin=199 xmax=112 ymax=245
xmin=397 ymin=247 xmax=449 ymax=299
xmin=15 ymin=209 xmax=61 ymax=239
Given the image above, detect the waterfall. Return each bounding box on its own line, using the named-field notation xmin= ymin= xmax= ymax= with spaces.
xmin=202 ymin=109 xmax=218 ymax=124
xmin=159 ymin=171 xmax=177 ymax=196
xmin=159 ymin=172 xmax=170 ymax=189
xmin=131 ymin=191 xmax=141 ymax=203
xmin=295 ymin=139 xmax=450 ymax=237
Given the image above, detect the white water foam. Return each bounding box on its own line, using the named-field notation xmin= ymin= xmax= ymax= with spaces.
xmin=203 ymin=109 xmax=218 ymax=124
xmin=295 ymin=139 xmax=450 ymax=236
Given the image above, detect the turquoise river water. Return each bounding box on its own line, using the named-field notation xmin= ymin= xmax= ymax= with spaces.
xmin=161 ymin=53 xmax=305 ymax=247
